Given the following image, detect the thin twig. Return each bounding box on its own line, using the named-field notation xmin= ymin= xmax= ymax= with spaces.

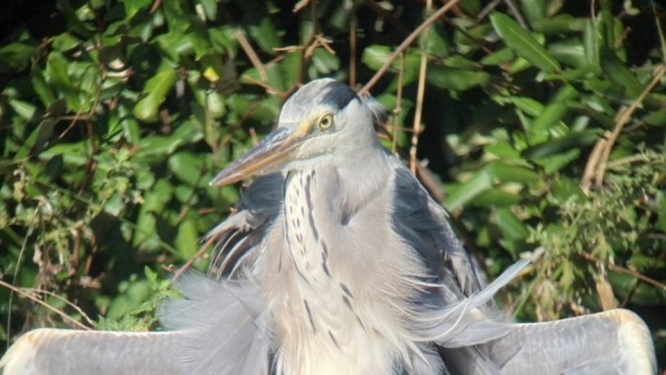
xmin=582 ymin=64 xmax=666 ymax=192
xmin=349 ymin=12 xmax=358 ymax=88
xmin=359 ymin=0 xmax=460 ymax=95
xmin=149 ymin=0 xmax=162 ymax=13
xmin=391 ymin=53 xmax=405 ymax=153
xmin=594 ymin=65 xmax=666 ymax=189
xmin=581 ymin=137 xmax=607 ymax=194
xmin=235 ymin=28 xmax=268 ymax=82
xmin=653 ymin=1 xmax=666 ymax=63
xmin=242 ymin=75 xmax=284 ymax=96
xmin=409 ymin=0 xmax=433 ymax=173
xmin=605 ymin=154 xmax=650 ymax=169
xmin=6 ymin=200 xmax=41 ymax=349
xmin=503 ymin=0 xmax=529 ymax=29
xmin=0 ymin=280 xmax=91 ymax=330
xmin=292 ymin=0 xmax=310 ymax=13
xmin=580 ymin=252 xmax=666 ymax=291
xmin=476 ymin=0 xmax=502 ymax=22
xmin=172 ymin=239 xmax=215 ymax=281
xmin=25 ymin=288 xmax=96 ymax=327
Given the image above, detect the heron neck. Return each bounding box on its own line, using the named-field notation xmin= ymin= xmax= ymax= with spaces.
xmin=271 ymin=145 xmax=396 ymax=374
xmin=330 ymin=144 xmax=390 ymax=211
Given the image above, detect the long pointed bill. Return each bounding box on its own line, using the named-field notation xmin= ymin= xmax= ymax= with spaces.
xmin=210 ymin=124 xmax=311 ymax=186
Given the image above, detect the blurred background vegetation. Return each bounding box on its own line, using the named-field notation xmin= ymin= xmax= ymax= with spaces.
xmin=1 ymin=0 xmax=665 ymax=368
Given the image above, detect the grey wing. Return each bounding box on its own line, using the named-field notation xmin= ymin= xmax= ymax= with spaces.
xmin=391 ymin=166 xmax=518 ymax=374
xmin=208 ymin=173 xmax=284 ymax=279
xmin=1 ymin=175 xmax=284 ymax=375
xmin=490 ymin=309 xmax=656 ymax=375
xmin=391 ymin=166 xmax=486 ymax=302
xmin=1 ymin=328 xmax=188 ymax=375
xmin=1 ymin=275 xmax=271 ymax=375
xmin=158 ymin=273 xmax=270 ymax=375
xmin=389 ymin=165 xmax=657 ymax=375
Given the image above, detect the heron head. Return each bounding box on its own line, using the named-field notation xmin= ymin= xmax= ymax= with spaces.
xmin=211 ymin=79 xmax=386 ymax=186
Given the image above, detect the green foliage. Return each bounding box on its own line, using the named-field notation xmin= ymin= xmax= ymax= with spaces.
xmin=97 ymin=267 xmax=178 ymax=331
xmin=1 ymin=0 xmax=665 ymax=364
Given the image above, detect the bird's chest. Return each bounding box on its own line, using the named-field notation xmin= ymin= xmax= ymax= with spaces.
xmin=266 ymin=170 xmax=397 ymax=375
xmin=282 ymin=170 xmax=328 ymax=285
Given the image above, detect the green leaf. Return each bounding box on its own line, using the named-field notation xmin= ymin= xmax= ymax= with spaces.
xmin=496 ymin=208 xmax=529 ymax=240
xmin=505 ymin=96 xmax=544 ymax=117
xmin=133 ymin=64 xmax=177 ymax=122
xmin=31 ymin=65 xmax=56 ymax=107
xmin=52 ymin=33 xmax=82 ymax=52
xmin=459 ymin=0 xmax=481 ymax=14
xmin=532 ymin=15 xmax=586 ymax=34
xmin=471 ymin=189 xmax=522 ymax=206
xmin=530 ymin=84 xmax=579 ymax=133
xmin=481 ymin=48 xmax=515 ymax=66
xmin=519 ymin=0 xmax=547 ymax=26
xmin=168 ymin=152 xmax=205 ymax=186
xmin=175 ymin=218 xmax=199 ymax=259
xmin=551 ymin=177 xmax=586 ymax=203
xmin=362 ymin=45 xmax=391 ymax=71
xmin=643 ymin=108 xmax=666 ymax=127
xmin=310 ymin=48 xmax=340 ymax=75
xmin=490 ymin=13 xmax=561 ymax=73
xmin=427 ymin=67 xmax=490 ymax=91
xmin=445 ymin=162 xmax=538 ymax=210
xmin=532 ymin=148 xmax=581 ymax=174
xmin=445 ymin=171 xmax=492 ymax=211
xmin=523 ymin=129 xmax=599 ymax=159
xmin=133 ymin=179 xmax=173 ymax=250
xmin=548 ymin=39 xmax=586 ymax=68
xmin=0 ymin=42 xmax=37 ymax=73
xmin=248 ymin=18 xmax=280 ymax=54
xmin=122 ymin=0 xmax=152 ymax=19
xmin=198 ymin=0 xmax=218 ymax=21
xmin=280 ymin=51 xmax=303 ymax=88
xmin=583 ymin=19 xmax=600 ymax=67
xmin=487 ymin=161 xmax=541 ymax=184
xmin=599 ymin=47 xmax=643 ymax=98
xmin=46 ymin=52 xmax=72 ymax=88
xmin=162 ymin=0 xmax=190 ymax=33
xmin=156 ymin=31 xmax=195 ymax=62
xmin=38 ymin=140 xmax=88 ymax=166
xmin=426 ymin=25 xmax=450 ymax=58
xmin=485 ymin=142 xmax=521 ymax=159
xmin=8 ymin=99 xmax=37 ymax=122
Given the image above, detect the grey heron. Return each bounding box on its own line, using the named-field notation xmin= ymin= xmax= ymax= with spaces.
xmin=1 ymin=78 xmax=657 ymax=375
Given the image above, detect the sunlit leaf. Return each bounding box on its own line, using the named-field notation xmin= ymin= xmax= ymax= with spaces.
xmin=133 ymin=64 xmax=177 ymax=122
xmin=490 ymin=13 xmax=561 ymax=73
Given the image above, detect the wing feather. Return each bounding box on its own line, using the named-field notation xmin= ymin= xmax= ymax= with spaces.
xmin=208 ymin=173 xmax=284 ymax=279
xmin=490 ymin=309 xmax=656 ymax=375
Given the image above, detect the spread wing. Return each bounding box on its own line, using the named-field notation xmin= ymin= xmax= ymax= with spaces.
xmin=388 ymin=164 xmax=656 ymax=375
xmin=490 ymin=309 xmax=656 ymax=375
xmin=1 ymin=175 xmax=285 ymax=375
xmin=0 ymin=275 xmax=272 ymax=375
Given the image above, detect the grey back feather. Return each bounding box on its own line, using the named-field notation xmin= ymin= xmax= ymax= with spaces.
xmin=390 ymin=167 xmax=486 ymax=303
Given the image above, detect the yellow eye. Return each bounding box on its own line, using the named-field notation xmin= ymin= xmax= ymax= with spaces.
xmin=316 ymin=114 xmax=334 ymax=130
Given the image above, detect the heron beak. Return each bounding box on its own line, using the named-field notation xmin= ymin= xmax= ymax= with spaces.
xmin=210 ymin=122 xmax=313 ymax=186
